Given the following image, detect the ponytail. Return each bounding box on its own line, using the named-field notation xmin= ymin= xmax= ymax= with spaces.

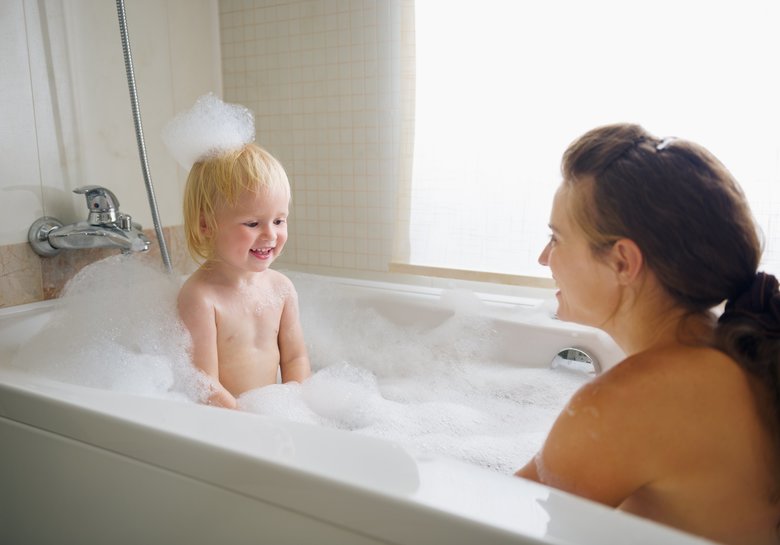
xmin=717 ymin=272 xmax=780 ymax=434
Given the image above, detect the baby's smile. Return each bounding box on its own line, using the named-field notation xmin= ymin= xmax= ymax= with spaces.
xmin=250 ymin=246 xmax=275 ymax=259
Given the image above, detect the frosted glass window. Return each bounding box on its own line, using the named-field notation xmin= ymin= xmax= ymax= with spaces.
xmin=408 ymin=0 xmax=780 ymax=278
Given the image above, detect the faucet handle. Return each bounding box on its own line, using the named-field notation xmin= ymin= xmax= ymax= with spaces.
xmin=74 ymin=185 xmax=120 ymax=225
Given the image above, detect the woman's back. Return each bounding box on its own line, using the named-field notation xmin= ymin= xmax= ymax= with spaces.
xmin=608 ymin=345 xmax=778 ymax=544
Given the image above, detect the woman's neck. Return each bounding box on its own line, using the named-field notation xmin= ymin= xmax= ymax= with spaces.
xmin=604 ymin=282 xmax=715 ymax=356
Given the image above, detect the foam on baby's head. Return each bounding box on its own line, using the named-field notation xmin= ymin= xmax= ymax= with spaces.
xmin=162 ymin=93 xmax=255 ymax=170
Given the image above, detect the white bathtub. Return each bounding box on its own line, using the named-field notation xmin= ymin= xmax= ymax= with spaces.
xmin=0 ymin=272 xmax=714 ymax=545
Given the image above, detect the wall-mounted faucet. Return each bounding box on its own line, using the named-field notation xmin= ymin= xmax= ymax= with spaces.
xmin=28 ymin=185 xmax=151 ymax=257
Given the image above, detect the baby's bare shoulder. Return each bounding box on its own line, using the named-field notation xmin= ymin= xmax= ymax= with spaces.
xmin=179 ymin=270 xmax=214 ymax=298
xmin=263 ymin=270 xmax=298 ymax=298
xmin=265 ymin=268 xmax=293 ymax=285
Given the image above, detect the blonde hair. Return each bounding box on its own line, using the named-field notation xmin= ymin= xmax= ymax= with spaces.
xmin=182 ymin=143 xmax=290 ymax=263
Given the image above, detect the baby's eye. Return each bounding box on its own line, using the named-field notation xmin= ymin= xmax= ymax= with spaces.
xmin=244 ymin=221 xmax=258 ymax=228
xmin=274 ymin=219 xmax=287 ymax=226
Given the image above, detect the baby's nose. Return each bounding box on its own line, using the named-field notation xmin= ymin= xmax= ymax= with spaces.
xmin=257 ymin=223 xmax=275 ymax=239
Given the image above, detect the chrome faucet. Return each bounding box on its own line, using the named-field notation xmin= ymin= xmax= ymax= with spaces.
xmin=28 ymin=185 xmax=151 ymax=257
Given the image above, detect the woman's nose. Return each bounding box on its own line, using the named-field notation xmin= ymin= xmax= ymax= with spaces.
xmin=538 ymin=242 xmax=550 ymax=266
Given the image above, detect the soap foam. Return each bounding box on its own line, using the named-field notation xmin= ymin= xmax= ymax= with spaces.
xmin=161 ymin=93 xmax=255 ymax=170
xmin=12 ymin=255 xmax=209 ymax=401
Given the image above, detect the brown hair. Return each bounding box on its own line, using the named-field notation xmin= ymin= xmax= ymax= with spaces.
xmin=561 ymin=123 xmax=761 ymax=311
xmin=562 ymin=123 xmax=780 ymax=456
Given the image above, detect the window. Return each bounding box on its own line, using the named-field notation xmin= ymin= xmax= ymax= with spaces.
xmin=399 ymin=0 xmax=780 ymax=280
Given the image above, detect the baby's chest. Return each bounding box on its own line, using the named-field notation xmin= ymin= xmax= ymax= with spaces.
xmin=216 ymin=304 xmax=283 ymax=345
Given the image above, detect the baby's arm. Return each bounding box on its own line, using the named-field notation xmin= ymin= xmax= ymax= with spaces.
xmin=277 ymin=283 xmax=311 ymax=383
xmin=178 ymin=284 xmax=237 ymax=409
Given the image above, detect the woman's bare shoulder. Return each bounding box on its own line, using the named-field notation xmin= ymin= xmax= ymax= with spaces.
xmin=605 ymin=344 xmax=748 ymax=400
xmin=586 ymin=345 xmax=750 ymax=434
xmin=532 ymin=344 xmax=750 ymax=503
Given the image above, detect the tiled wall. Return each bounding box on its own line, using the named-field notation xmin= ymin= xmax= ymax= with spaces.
xmin=218 ymin=0 xmax=413 ymax=273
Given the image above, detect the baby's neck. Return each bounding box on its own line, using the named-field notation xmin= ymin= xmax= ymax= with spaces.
xmin=199 ymin=260 xmax=272 ymax=287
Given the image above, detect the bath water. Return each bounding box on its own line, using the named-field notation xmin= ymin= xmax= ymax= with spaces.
xmin=11 ymin=256 xmax=589 ymax=474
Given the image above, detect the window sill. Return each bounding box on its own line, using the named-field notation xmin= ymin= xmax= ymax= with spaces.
xmin=388 ymin=262 xmax=555 ymax=289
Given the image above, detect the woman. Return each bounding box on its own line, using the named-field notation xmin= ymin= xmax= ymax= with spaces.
xmin=516 ymin=123 xmax=780 ymax=545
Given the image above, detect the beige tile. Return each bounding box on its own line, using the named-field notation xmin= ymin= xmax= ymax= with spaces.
xmin=40 ymin=246 xmax=117 ymax=300
xmin=0 ymin=242 xmax=43 ymax=307
xmin=164 ymin=225 xmax=199 ymax=276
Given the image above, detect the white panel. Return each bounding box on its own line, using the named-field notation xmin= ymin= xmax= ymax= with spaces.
xmin=0 ymin=1 xmax=45 ymax=245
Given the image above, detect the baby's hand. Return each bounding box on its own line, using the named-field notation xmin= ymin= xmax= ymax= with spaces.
xmin=206 ymin=382 xmax=238 ymax=410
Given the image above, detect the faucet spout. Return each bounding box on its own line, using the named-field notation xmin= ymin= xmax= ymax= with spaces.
xmin=27 ymin=186 xmax=151 ymax=257
xmin=28 ymin=217 xmax=151 ymax=256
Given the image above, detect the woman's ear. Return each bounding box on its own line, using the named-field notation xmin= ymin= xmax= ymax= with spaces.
xmin=608 ymin=238 xmax=644 ymax=285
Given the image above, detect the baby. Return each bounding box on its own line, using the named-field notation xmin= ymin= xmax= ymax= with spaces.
xmin=165 ymin=95 xmax=311 ymax=409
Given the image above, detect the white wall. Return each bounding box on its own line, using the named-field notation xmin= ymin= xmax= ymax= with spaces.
xmin=0 ymin=0 xmax=221 ymax=247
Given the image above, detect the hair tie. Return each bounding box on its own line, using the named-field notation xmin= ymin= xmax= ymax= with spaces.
xmin=656 ymin=137 xmax=676 ymax=151
xmin=720 ymin=272 xmax=780 ymax=333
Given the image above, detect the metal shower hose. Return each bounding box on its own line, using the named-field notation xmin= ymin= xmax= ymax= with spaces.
xmin=115 ymin=0 xmax=173 ymax=274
